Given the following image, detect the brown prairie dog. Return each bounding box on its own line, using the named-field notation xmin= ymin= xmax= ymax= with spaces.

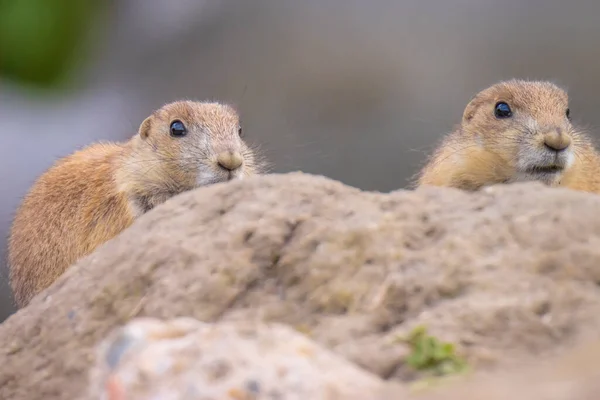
xmin=416 ymin=79 xmax=600 ymax=193
xmin=8 ymin=100 xmax=266 ymax=308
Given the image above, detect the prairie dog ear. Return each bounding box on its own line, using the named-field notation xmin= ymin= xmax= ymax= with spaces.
xmin=462 ymin=94 xmax=483 ymax=123
xmin=138 ymin=116 xmax=152 ymax=139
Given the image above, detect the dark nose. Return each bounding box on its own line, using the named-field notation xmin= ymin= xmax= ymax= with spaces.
xmin=217 ymin=151 xmax=243 ymax=171
xmin=543 ymin=130 xmax=571 ymax=152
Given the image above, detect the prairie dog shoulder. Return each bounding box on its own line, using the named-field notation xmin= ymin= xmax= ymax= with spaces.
xmin=416 ymin=79 xmax=600 ymax=193
xmin=8 ymin=100 xmax=266 ymax=308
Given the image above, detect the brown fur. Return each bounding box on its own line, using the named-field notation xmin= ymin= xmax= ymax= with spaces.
xmin=8 ymin=100 xmax=267 ymax=308
xmin=416 ymin=80 xmax=600 ymax=193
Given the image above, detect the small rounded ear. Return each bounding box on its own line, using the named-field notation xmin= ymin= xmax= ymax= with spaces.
xmin=462 ymin=94 xmax=482 ymax=123
xmin=138 ymin=116 xmax=152 ymax=139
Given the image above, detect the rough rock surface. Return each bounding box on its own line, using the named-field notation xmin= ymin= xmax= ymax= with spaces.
xmin=2 ymin=172 xmax=600 ymax=400
xmin=88 ymin=317 xmax=394 ymax=400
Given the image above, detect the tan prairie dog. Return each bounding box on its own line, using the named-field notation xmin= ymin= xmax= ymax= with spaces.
xmin=8 ymin=100 xmax=266 ymax=308
xmin=416 ymin=79 xmax=600 ymax=193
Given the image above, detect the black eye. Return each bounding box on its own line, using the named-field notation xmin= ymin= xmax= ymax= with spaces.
xmin=494 ymin=102 xmax=512 ymax=118
xmin=566 ymin=108 xmax=571 ymax=120
xmin=169 ymin=120 xmax=187 ymax=137
xmin=238 ymin=125 xmax=243 ymax=137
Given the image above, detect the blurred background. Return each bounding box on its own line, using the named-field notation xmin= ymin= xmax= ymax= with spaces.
xmin=1 ymin=0 xmax=599 ymax=320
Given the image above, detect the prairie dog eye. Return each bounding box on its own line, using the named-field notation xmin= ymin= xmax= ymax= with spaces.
xmin=170 ymin=120 xmax=187 ymax=137
xmin=238 ymin=125 xmax=243 ymax=137
xmin=494 ymin=102 xmax=512 ymax=119
xmin=566 ymin=108 xmax=571 ymax=120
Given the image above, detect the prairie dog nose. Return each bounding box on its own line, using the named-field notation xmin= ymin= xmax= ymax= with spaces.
xmin=217 ymin=151 xmax=243 ymax=171
xmin=543 ymin=130 xmax=571 ymax=152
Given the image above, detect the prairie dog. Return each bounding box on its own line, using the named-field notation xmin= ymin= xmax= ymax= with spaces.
xmin=416 ymin=80 xmax=600 ymax=193
xmin=8 ymin=100 xmax=266 ymax=308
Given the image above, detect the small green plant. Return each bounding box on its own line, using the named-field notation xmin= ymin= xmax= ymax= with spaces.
xmin=401 ymin=325 xmax=469 ymax=376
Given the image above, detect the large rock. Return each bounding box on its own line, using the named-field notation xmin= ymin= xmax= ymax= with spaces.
xmin=2 ymin=172 xmax=600 ymax=399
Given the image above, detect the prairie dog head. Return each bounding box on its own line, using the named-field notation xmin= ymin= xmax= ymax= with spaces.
xmin=461 ymin=80 xmax=577 ymax=185
xmin=138 ymin=100 xmax=263 ymax=184
xmin=121 ymin=100 xmax=266 ymax=211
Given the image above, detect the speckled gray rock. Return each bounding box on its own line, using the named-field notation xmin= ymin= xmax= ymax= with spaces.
xmin=87 ymin=317 xmax=392 ymax=400
xmin=3 ymin=172 xmax=600 ymax=400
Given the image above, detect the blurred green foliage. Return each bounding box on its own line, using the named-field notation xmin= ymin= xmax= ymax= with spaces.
xmin=397 ymin=325 xmax=471 ymax=393
xmin=0 ymin=0 xmax=99 ymax=89
xmin=403 ymin=325 xmax=469 ymax=376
